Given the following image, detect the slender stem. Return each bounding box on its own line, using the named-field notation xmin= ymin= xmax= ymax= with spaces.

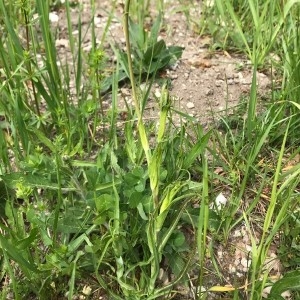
xmin=123 ymin=0 xmax=141 ymax=119
xmin=123 ymin=0 xmax=150 ymax=165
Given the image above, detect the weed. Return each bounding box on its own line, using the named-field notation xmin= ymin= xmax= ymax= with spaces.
xmin=0 ymin=0 xmax=299 ymax=299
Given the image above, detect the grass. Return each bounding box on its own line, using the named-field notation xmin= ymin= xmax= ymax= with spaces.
xmin=0 ymin=0 xmax=299 ymax=299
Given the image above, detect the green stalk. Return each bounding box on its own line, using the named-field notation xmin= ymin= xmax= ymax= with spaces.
xmin=197 ymin=156 xmax=209 ymax=298
xmin=53 ymin=151 xmax=63 ymax=245
xmin=123 ymin=0 xmax=151 ymax=165
xmin=249 ymin=120 xmax=290 ymax=297
xmin=22 ymin=0 xmax=41 ymax=117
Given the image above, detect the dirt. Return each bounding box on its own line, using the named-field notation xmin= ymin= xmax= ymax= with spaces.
xmin=46 ymin=1 xmax=282 ymax=299
xmin=51 ymin=0 xmax=271 ymax=124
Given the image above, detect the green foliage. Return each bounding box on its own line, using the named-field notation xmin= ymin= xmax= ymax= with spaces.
xmin=0 ymin=0 xmax=300 ymax=299
xmin=268 ymin=270 xmax=300 ymax=300
xmin=101 ymin=14 xmax=184 ymax=94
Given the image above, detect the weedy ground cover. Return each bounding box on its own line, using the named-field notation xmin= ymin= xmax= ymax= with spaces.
xmin=0 ymin=0 xmax=299 ymax=299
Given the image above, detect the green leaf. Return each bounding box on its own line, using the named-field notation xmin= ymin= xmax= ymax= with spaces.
xmin=269 ymin=270 xmax=300 ymax=298
xmin=129 ymin=191 xmax=141 ymax=208
xmin=137 ymin=202 xmax=148 ymax=220
xmin=149 ymin=13 xmax=162 ymax=45
xmin=125 ymin=121 xmax=137 ymax=163
xmin=1 ymin=172 xmax=76 ymax=192
xmin=173 ymin=231 xmax=185 ymax=248
xmin=16 ymin=227 xmax=39 ymax=250
xmin=128 ymin=18 xmax=145 ymax=55
xmin=165 ymin=252 xmax=186 ymax=278
xmin=0 ymin=235 xmax=39 ymax=274
xmin=168 ymin=45 xmax=185 ymax=60
xmin=182 ymin=131 xmax=211 ymax=169
xmin=94 ymin=194 xmax=115 ymax=213
xmin=26 ymin=208 xmax=45 ymax=225
xmin=135 ymin=181 xmax=145 ymax=192
xmin=143 ymin=40 xmax=166 ymax=66
xmin=30 ymin=128 xmax=56 ymax=152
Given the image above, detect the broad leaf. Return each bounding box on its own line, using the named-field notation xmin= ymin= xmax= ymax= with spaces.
xmin=268 ymin=270 xmax=300 ymax=299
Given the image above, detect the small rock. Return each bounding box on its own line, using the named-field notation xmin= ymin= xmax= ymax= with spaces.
xmin=189 ymin=57 xmax=212 ymax=68
xmin=217 ymin=250 xmax=223 ymax=258
xmin=49 ymin=12 xmax=59 ymax=23
xmin=245 ymin=245 xmax=252 ymax=252
xmin=83 ymin=44 xmax=93 ymax=52
xmin=186 ymin=102 xmax=195 ymax=109
xmin=205 ymin=88 xmax=214 ymax=96
xmin=82 ymin=285 xmax=92 ymax=296
xmin=154 ymin=89 xmax=161 ymax=98
xmin=55 ymin=39 xmax=69 ymax=48
xmin=241 ymin=257 xmax=250 ymax=269
xmin=169 ymin=62 xmax=179 ymax=70
xmin=169 ymin=73 xmax=178 ymax=79
xmin=215 ymin=193 xmax=227 ymax=209
xmin=184 ymin=72 xmax=189 ymax=79
xmin=139 ymin=83 xmax=147 ymax=92
xmin=215 ymin=80 xmax=223 ymax=87
xmin=94 ymin=16 xmax=101 ymax=27
xmin=216 ymin=72 xmax=224 ymax=80
xmin=240 ymin=76 xmax=252 ymax=85
xmin=226 ymin=71 xmax=235 ymax=79
xmin=233 ymin=230 xmax=242 ymax=237
xmin=228 ymin=264 xmax=236 ymax=273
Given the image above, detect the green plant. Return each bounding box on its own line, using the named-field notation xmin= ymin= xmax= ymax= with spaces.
xmin=0 ymin=0 xmax=205 ymax=298
xmin=268 ymin=270 xmax=300 ymax=299
xmin=101 ymin=12 xmax=184 ymax=96
xmin=1 ymin=0 xmax=300 ymax=299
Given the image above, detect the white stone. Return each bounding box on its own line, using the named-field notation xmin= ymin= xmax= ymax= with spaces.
xmin=55 ymin=39 xmax=69 ymax=48
xmin=186 ymin=102 xmax=195 ymax=109
xmin=82 ymin=285 xmax=92 ymax=296
xmin=154 ymin=89 xmax=161 ymax=98
xmin=228 ymin=264 xmax=236 ymax=273
xmin=205 ymin=88 xmax=214 ymax=96
xmin=241 ymin=257 xmax=250 ymax=269
xmin=49 ymin=12 xmax=59 ymax=23
xmin=215 ymin=193 xmax=227 ymax=209
xmin=215 ymin=80 xmax=223 ymax=87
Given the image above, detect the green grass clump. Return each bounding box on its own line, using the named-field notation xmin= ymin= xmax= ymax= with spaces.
xmin=0 ymin=0 xmax=299 ymax=299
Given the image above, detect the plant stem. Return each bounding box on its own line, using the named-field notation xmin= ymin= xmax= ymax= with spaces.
xmin=123 ymin=1 xmax=151 ymax=165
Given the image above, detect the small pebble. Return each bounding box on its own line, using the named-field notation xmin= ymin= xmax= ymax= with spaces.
xmin=82 ymin=285 xmax=92 ymax=296
xmin=215 ymin=80 xmax=223 ymax=87
xmin=55 ymin=39 xmax=69 ymax=48
xmin=186 ymin=102 xmax=195 ymax=109
xmin=94 ymin=16 xmax=101 ymax=26
xmin=241 ymin=257 xmax=250 ymax=269
xmin=205 ymin=88 xmax=214 ymax=96
xmin=49 ymin=12 xmax=59 ymax=23
xmin=154 ymin=89 xmax=161 ymax=98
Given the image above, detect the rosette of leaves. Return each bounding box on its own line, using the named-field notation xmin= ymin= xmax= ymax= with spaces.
xmin=101 ymin=14 xmax=184 ymax=93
